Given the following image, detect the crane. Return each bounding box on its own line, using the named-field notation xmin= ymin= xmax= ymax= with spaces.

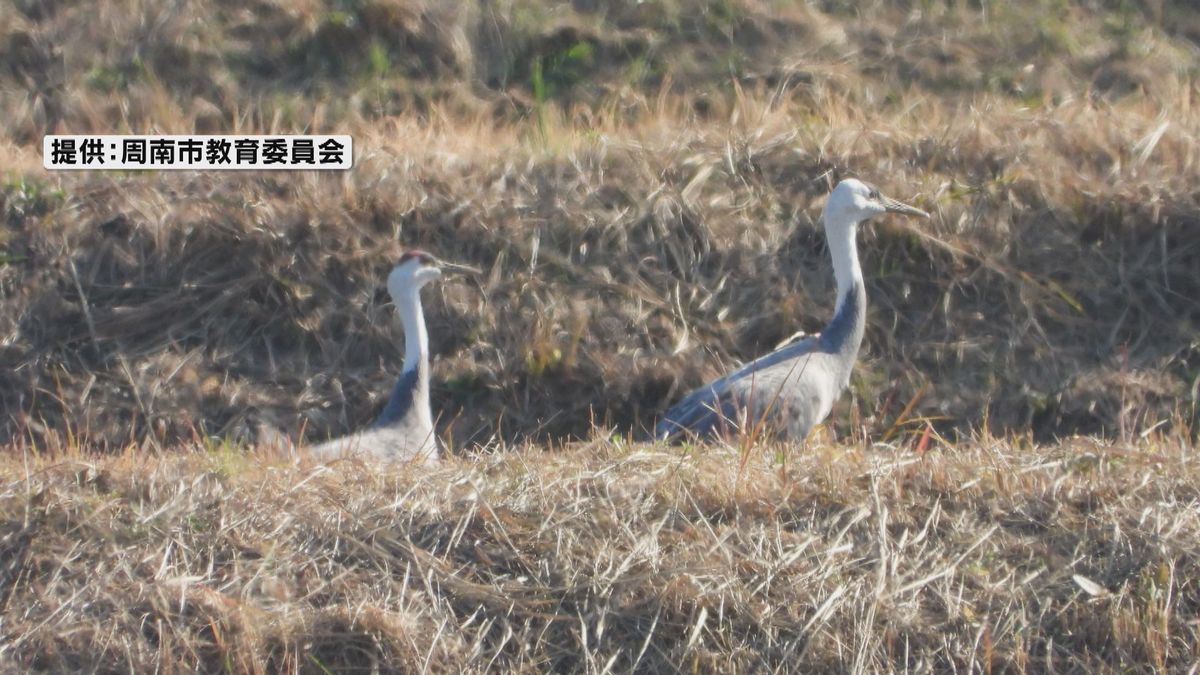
xmin=310 ymin=250 xmax=476 ymax=463
xmin=655 ymin=178 xmax=928 ymax=442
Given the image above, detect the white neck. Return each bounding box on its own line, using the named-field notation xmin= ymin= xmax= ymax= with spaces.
xmin=396 ymin=287 xmax=429 ymax=375
xmin=826 ymin=219 xmax=863 ymax=312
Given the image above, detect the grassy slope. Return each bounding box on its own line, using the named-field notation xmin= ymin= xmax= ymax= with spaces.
xmin=0 ymin=0 xmax=1197 ymax=448
xmin=1 ymin=0 xmax=1199 ymax=670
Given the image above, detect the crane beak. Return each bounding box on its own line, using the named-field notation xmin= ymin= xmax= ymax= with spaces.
xmin=436 ymin=258 xmax=482 ymax=276
xmin=881 ymin=195 xmax=929 ymax=218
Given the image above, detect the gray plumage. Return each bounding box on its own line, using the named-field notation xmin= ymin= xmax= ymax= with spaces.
xmin=311 ymin=363 xmax=439 ymax=463
xmin=375 ymin=368 xmax=420 ymax=428
xmin=655 ymin=179 xmax=927 ymax=442
xmin=656 ymin=284 xmax=863 ymax=440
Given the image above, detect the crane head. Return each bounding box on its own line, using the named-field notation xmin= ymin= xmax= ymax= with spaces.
xmin=387 ymin=250 xmax=481 ymax=301
xmin=388 ymin=250 xmax=442 ymax=299
xmin=823 ymin=178 xmax=928 ymax=229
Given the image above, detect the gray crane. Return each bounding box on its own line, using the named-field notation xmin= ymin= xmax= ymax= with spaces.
xmin=310 ymin=250 xmax=475 ymax=463
xmin=655 ymin=178 xmax=928 ymax=442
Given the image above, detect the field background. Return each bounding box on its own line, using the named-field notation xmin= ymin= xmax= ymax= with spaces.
xmin=1 ymin=0 xmax=1198 ymax=671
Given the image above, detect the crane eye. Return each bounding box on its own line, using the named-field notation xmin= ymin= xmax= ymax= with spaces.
xmin=868 ymin=188 xmax=880 ymax=200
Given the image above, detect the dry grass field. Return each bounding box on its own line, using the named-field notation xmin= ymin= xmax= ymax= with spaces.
xmin=2 ymin=437 xmax=1198 ymax=672
xmin=1 ymin=0 xmax=1199 ymax=671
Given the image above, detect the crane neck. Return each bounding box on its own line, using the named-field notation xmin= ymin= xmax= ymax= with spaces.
xmin=818 ymin=219 xmax=867 ymax=361
xmin=386 ymin=286 xmax=432 ymax=426
xmin=827 ymin=220 xmax=863 ymax=310
xmin=396 ymin=287 xmax=430 ymax=378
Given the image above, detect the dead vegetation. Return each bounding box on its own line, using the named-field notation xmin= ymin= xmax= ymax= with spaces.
xmin=1 ymin=1 xmax=1199 ymax=669
xmin=1 ymin=436 xmax=1197 ymax=672
xmin=2 ymin=1 xmax=1198 ymax=449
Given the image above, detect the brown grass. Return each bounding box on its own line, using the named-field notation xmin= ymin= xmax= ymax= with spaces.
xmin=2 ymin=0 xmax=1200 ymax=670
xmin=1 ymin=435 xmax=1197 ymax=672
xmin=2 ymin=1 xmax=1198 ymax=449
xmin=5 ymin=83 xmax=1199 ymax=448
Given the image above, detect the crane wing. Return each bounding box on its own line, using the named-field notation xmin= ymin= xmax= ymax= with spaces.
xmin=655 ymin=336 xmax=821 ymax=440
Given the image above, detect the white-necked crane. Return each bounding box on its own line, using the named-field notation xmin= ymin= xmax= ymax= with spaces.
xmin=656 ymin=178 xmax=928 ymax=442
